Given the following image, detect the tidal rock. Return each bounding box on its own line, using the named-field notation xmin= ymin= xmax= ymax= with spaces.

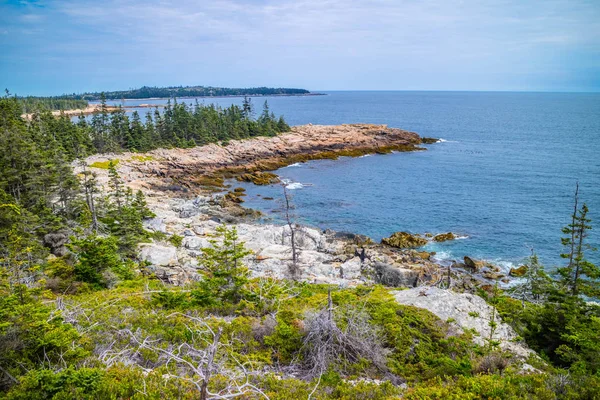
xmin=509 ymin=265 xmax=528 ymax=277
xmin=464 ymin=256 xmax=484 ymax=271
xmin=381 ymin=232 xmax=427 ymax=249
xmin=139 ymin=244 xmax=178 ymax=266
xmin=433 ymin=232 xmax=456 ymax=242
xmin=236 ymin=171 xmax=280 ymax=185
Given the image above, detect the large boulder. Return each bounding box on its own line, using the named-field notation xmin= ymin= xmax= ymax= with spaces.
xmin=182 ymin=236 xmax=211 ymax=250
xmin=139 ymin=244 xmax=178 ymax=266
xmin=381 ymin=232 xmax=427 ymax=249
xmin=143 ymin=218 xmax=167 ymax=233
xmin=393 ymin=287 xmax=534 ymax=359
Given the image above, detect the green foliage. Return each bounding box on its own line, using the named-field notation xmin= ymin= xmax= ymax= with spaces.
xmin=509 ymin=253 xmax=554 ymax=303
xmin=168 ymin=234 xmax=183 ymax=248
xmin=191 ymin=225 xmax=252 ymax=306
xmin=89 ymin=160 xmax=118 ymax=169
xmin=69 ymin=235 xmax=123 ymax=288
xmin=558 ymin=201 xmax=599 ymax=297
xmin=15 ymin=97 xmax=88 ymax=113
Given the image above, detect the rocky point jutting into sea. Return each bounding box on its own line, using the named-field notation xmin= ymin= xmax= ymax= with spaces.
xmin=76 ymin=123 xmax=533 ymax=359
xmin=79 ymin=123 xmax=512 ymax=287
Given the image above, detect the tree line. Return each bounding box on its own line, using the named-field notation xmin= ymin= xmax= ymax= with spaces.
xmin=15 ymin=96 xmax=89 ymax=113
xmin=34 ymin=85 xmax=311 ymax=101
xmin=25 ymin=94 xmax=290 ymax=160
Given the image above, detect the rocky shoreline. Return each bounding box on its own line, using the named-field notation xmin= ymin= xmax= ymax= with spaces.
xmin=77 ymin=123 xmax=507 ymax=291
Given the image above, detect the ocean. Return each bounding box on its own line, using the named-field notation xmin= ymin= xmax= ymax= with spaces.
xmin=105 ymin=91 xmax=600 ymax=270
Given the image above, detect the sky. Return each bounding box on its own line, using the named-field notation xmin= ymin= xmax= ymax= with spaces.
xmin=1 ymin=0 xmax=599 ymax=95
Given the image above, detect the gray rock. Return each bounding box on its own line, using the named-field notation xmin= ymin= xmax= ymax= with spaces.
xmin=340 ymin=257 xmax=363 ymax=279
xmin=139 ymin=244 xmax=178 ymax=266
xmin=143 ymin=218 xmax=167 ymax=233
xmin=393 ymin=287 xmax=534 ymax=359
xmin=182 ymin=236 xmax=210 ymax=250
xmin=182 ymin=229 xmax=195 ymax=236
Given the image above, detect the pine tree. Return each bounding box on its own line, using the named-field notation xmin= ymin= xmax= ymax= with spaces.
xmin=192 ymin=225 xmax=251 ymax=305
xmin=132 ymin=190 xmax=154 ymax=219
xmin=558 ymin=185 xmax=599 ymax=297
xmin=509 ymin=252 xmax=553 ymax=303
xmin=107 ymin=160 xmax=124 ymax=211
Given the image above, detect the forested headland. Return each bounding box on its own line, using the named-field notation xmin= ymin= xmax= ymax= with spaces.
xmin=1 ymin=91 xmax=600 ymax=399
xmin=35 ymin=85 xmax=312 ymax=101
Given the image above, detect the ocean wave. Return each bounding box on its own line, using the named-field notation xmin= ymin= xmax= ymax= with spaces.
xmin=286 ymin=182 xmax=304 ymax=190
xmin=437 ymin=138 xmax=458 ymax=143
xmin=359 ymin=154 xmax=372 ymax=158
xmin=454 ymin=235 xmax=469 ymax=240
xmin=283 ymin=162 xmax=303 ymax=168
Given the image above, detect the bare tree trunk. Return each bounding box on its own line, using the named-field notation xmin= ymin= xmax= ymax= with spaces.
xmin=572 ymin=205 xmax=588 ymax=296
xmin=568 ymin=183 xmax=579 ymax=270
xmin=282 ymin=184 xmax=298 ymax=278
xmin=200 ymin=328 xmax=222 ymax=400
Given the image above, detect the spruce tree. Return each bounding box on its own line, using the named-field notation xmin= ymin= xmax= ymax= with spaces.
xmin=558 ymin=185 xmax=599 ymax=297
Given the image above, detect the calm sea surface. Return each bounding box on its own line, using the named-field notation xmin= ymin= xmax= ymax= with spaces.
xmin=104 ymin=92 xmax=600 ymax=269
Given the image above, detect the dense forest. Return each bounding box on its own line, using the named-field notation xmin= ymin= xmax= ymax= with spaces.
xmin=42 ymin=86 xmax=311 ymax=101
xmin=22 ymin=95 xmax=290 ymax=160
xmin=1 ymin=91 xmax=600 ymax=399
xmin=15 ymin=96 xmax=89 ymax=113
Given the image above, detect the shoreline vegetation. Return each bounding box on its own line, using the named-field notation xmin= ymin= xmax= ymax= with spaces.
xmin=1 ymin=92 xmax=600 ymax=399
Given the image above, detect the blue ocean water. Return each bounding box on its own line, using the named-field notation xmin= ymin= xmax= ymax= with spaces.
xmin=108 ymin=92 xmax=600 ymax=269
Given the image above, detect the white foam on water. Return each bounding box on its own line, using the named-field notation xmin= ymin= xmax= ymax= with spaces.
xmin=359 ymin=154 xmax=373 ymax=158
xmin=455 ymin=235 xmax=469 ymax=240
xmin=283 ymin=162 xmax=303 ymax=168
xmin=286 ymin=182 xmax=304 ymax=190
xmin=437 ymin=138 xmax=458 ymax=143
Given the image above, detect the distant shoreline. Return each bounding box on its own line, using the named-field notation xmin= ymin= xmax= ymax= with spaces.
xmin=92 ymin=92 xmax=326 ymax=103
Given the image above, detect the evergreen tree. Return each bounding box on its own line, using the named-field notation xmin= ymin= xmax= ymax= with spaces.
xmin=509 ymin=252 xmax=553 ymax=303
xmin=107 ymin=160 xmax=124 ymax=211
xmin=192 ymin=225 xmax=251 ymax=305
xmin=558 ymin=187 xmax=599 ymax=297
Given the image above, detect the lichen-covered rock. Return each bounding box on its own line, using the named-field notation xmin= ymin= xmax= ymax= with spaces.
xmin=433 ymin=232 xmax=456 ymax=242
xmin=509 ymin=265 xmax=528 ymax=277
xmin=381 ymin=232 xmax=427 ymax=248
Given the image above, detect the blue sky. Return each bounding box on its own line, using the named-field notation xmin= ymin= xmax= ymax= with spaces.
xmin=1 ymin=0 xmax=599 ymax=95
